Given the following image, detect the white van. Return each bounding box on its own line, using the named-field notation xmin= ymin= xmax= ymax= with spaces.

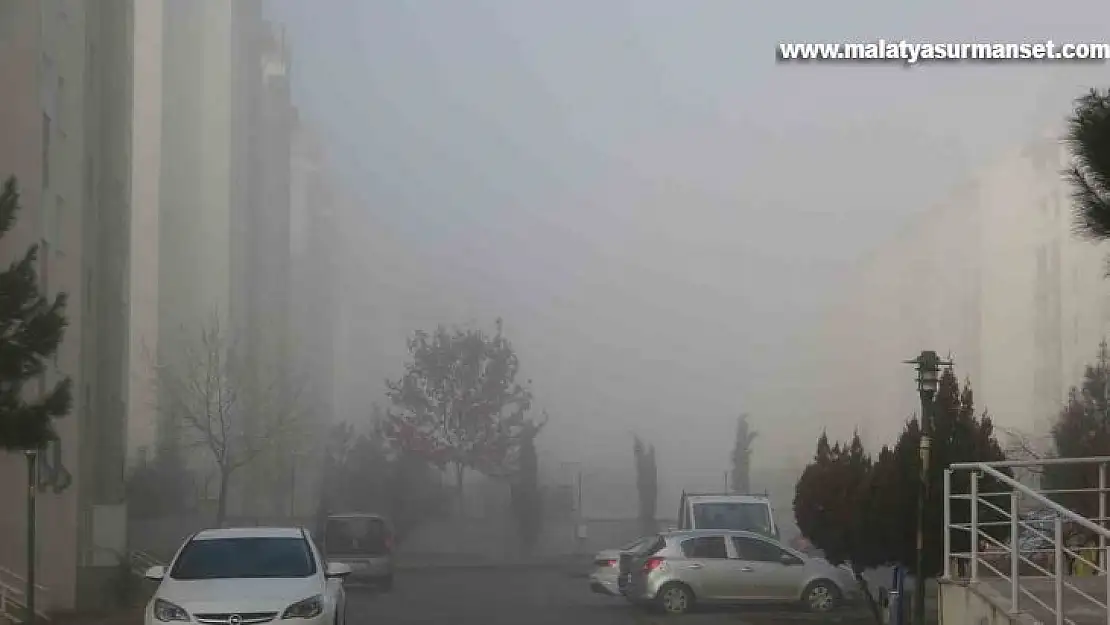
xmin=676 ymin=491 xmax=780 ymax=540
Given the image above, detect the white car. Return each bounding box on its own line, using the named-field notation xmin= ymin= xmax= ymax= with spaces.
xmin=143 ymin=527 xmax=351 ymax=625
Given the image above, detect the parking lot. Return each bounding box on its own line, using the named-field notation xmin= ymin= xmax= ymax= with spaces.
xmin=346 ymin=567 xmax=877 ymax=625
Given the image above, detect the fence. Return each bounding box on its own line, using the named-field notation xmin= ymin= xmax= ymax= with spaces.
xmin=945 ymin=456 xmax=1110 ymax=625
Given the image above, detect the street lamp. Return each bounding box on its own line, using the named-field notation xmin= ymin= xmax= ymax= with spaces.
xmin=904 ymin=350 xmax=951 ymax=625
xmin=24 ymin=448 xmax=38 ymax=624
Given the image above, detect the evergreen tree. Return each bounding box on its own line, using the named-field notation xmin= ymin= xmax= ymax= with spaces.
xmin=1043 ymin=340 xmax=1110 ymax=518
xmin=885 ymin=370 xmax=1011 ymax=576
xmin=510 ymin=423 xmax=543 ymax=553
xmin=793 ymin=430 xmax=884 ymax=622
xmin=1065 ymin=89 xmax=1110 ymax=248
xmin=634 ymin=436 xmax=658 ymax=534
xmin=0 ymin=176 xmax=72 ymax=450
xmin=729 ymin=413 xmax=757 ymax=493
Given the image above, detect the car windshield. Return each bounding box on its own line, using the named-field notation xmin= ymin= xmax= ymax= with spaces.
xmin=170 ymin=537 xmax=316 ymax=580
xmin=693 ymin=502 xmax=773 ymax=535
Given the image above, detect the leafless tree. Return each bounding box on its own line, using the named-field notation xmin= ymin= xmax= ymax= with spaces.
xmin=154 ymin=313 xmax=305 ymax=525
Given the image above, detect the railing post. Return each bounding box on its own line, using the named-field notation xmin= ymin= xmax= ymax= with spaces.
xmin=1055 ymin=517 xmax=1064 ymax=625
xmin=1011 ymin=491 xmax=1020 ymax=612
xmin=970 ymin=471 xmax=980 ymax=581
xmin=1100 ymin=462 xmax=1107 ymax=576
xmin=943 ymin=468 xmax=952 ymax=580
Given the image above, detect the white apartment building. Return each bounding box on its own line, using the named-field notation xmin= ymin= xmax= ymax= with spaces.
xmin=815 ymin=131 xmax=1110 ymax=451
xmin=127 ymin=0 xmax=163 ymax=464
xmin=0 ymin=0 xmax=134 ymax=611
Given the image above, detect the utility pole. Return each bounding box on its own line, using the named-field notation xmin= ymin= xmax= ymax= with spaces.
xmin=905 ymin=350 xmax=949 ymax=625
xmin=25 ymin=449 xmax=38 ymax=624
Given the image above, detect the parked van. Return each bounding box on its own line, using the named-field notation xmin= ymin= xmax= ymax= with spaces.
xmin=676 ymin=492 xmax=779 ymax=539
xmin=321 ymin=512 xmax=395 ymax=590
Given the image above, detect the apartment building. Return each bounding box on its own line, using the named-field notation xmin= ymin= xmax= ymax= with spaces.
xmin=814 ymin=131 xmax=1110 ymax=451
xmin=0 ymin=0 xmax=134 ymax=611
xmin=288 ymin=118 xmax=340 ymax=516
xmin=127 ymin=0 xmax=163 ymax=463
xmin=226 ymin=6 xmax=298 ymax=515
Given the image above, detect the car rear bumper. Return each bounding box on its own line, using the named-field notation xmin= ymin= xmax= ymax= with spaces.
xmin=330 ymin=557 xmax=393 ymax=581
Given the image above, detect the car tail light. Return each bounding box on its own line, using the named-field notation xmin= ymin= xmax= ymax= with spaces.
xmin=643 ymin=557 xmax=665 ymax=573
xmin=595 ymin=559 xmax=617 ymax=568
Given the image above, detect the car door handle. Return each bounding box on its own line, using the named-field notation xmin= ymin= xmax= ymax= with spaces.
xmin=740 ymin=567 xmax=754 ymax=572
xmin=686 ymin=563 xmax=703 ymax=569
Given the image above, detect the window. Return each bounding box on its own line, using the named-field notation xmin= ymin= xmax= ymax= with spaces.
xmin=732 ymin=537 xmax=785 ymax=563
xmin=323 ymin=517 xmax=390 ymax=556
xmin=680 ymin=536 xmax=728 ymax=559
xmin=692 ymin=502 xmax=773 ymax=536
xmin=170 ymin=537 xmax=316 ymax=580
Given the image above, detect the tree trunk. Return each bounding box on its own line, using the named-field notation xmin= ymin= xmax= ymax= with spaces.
xmin=453 ymin=462 xmax=465 ymax=517
xmin=853 ymin=570 xmax=883 ymax=625
xmin=216 ymin=468 xmax=231 ymax=527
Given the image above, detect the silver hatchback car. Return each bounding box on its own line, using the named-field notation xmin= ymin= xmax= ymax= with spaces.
xmin=620 ymin=530 xmax=858 ymax=615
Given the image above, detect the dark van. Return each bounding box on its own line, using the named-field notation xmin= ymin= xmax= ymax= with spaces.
xmin=322 ymin=513 xmax=395 ymax=590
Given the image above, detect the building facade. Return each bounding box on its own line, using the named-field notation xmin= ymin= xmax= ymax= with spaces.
xmin=126 ymin=0 xmax=163 ymax=465
xmin=814 ymin=132 xmax=1110 ymax=452
xmin=228 ymin=6 xmax=298 ymax=516
xmin=0 ymin=0 xmax=134 ymax=611
xmin=288 ymin=118 xmax=340 ymax=516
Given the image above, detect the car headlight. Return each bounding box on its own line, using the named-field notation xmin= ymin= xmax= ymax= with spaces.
xmin=282 ymin=595 xmax=324 ymax=620
xmin=153 ymin=598 xmax=190 ymax=622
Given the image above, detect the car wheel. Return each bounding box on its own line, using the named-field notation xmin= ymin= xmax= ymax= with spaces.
xmin=657 ymin=582 xmax=694 ymax=615
xmin=802 ymin=579 xmax=840 ymax=613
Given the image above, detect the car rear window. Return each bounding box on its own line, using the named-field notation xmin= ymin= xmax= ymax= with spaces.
xmin=324 ymin=516 xmax=390 ymax=555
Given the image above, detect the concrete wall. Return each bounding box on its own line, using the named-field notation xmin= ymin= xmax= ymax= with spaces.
xmin=939 ymin=580 xmax=1034 ymax=625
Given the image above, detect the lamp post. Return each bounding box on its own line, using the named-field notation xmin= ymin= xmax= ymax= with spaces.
xmin=904 ymin=350 xmax=951 ymax=625
xmin=25 ymin=449 xmax=38 ymax=624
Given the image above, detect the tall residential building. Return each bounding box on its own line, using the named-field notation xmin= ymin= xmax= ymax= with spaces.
xmin=158 ymin=0 xmax=233 ymax=346
xmin=814 ymin=131 xmax=1110 ymax=452
xmin=229 ymin=6 xmax=298 ymax=515
xmin=0 ymin=0 xmax=134 ymax=610
xmin=289 ymin=117 xmax=340 ymax=516
xmin=126 ymin=0 xmax=163 ymax=464
xmin=155 ymin=0 xmax=235 ymax=500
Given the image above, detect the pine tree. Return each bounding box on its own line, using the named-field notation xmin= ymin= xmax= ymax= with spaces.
xmin=0 ymin=176 xmax=72 ymax=450
xmin=729 ymin=413 xmax=757 ymax=493
xmin=634 ymin=436 xmax=658 ymax=534
xmin=1044 ymin=340 xmax=1110 ymax=517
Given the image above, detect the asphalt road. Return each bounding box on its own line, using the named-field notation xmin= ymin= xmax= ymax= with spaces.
xmin=345 ymin=568 xmax=878 ymax=625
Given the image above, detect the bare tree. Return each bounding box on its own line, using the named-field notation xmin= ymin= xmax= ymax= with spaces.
xmin=154 ymin=313 xmax=304 ymax=525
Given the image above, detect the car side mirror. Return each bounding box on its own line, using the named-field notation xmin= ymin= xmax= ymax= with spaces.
xmin=325 ymin=562 xmax=352 ymax=579
xmin=144 ymin=565 xmax=166 ymax=581
xmin=780 ymin=554 xmax=803 ymax=566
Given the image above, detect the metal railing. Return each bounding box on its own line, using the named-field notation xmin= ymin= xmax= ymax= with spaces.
xmin=946 ymin=457 xmax=1110 ymax=625
xmin=0 ymin=567 xmax=50 ymax=624
xmin=130 ymin=550 xmax=163 ymax=577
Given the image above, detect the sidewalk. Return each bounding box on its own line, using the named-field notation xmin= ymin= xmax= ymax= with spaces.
xmin=395 ymin=552 xmax=592 ymax=572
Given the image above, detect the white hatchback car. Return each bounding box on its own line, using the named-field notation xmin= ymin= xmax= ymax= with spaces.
xmin=144 ymin=527 xmax=350 ymax=625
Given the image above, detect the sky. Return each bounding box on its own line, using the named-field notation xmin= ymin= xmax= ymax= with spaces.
xmin=269 ymin=0 xmax=1110 ymax=501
